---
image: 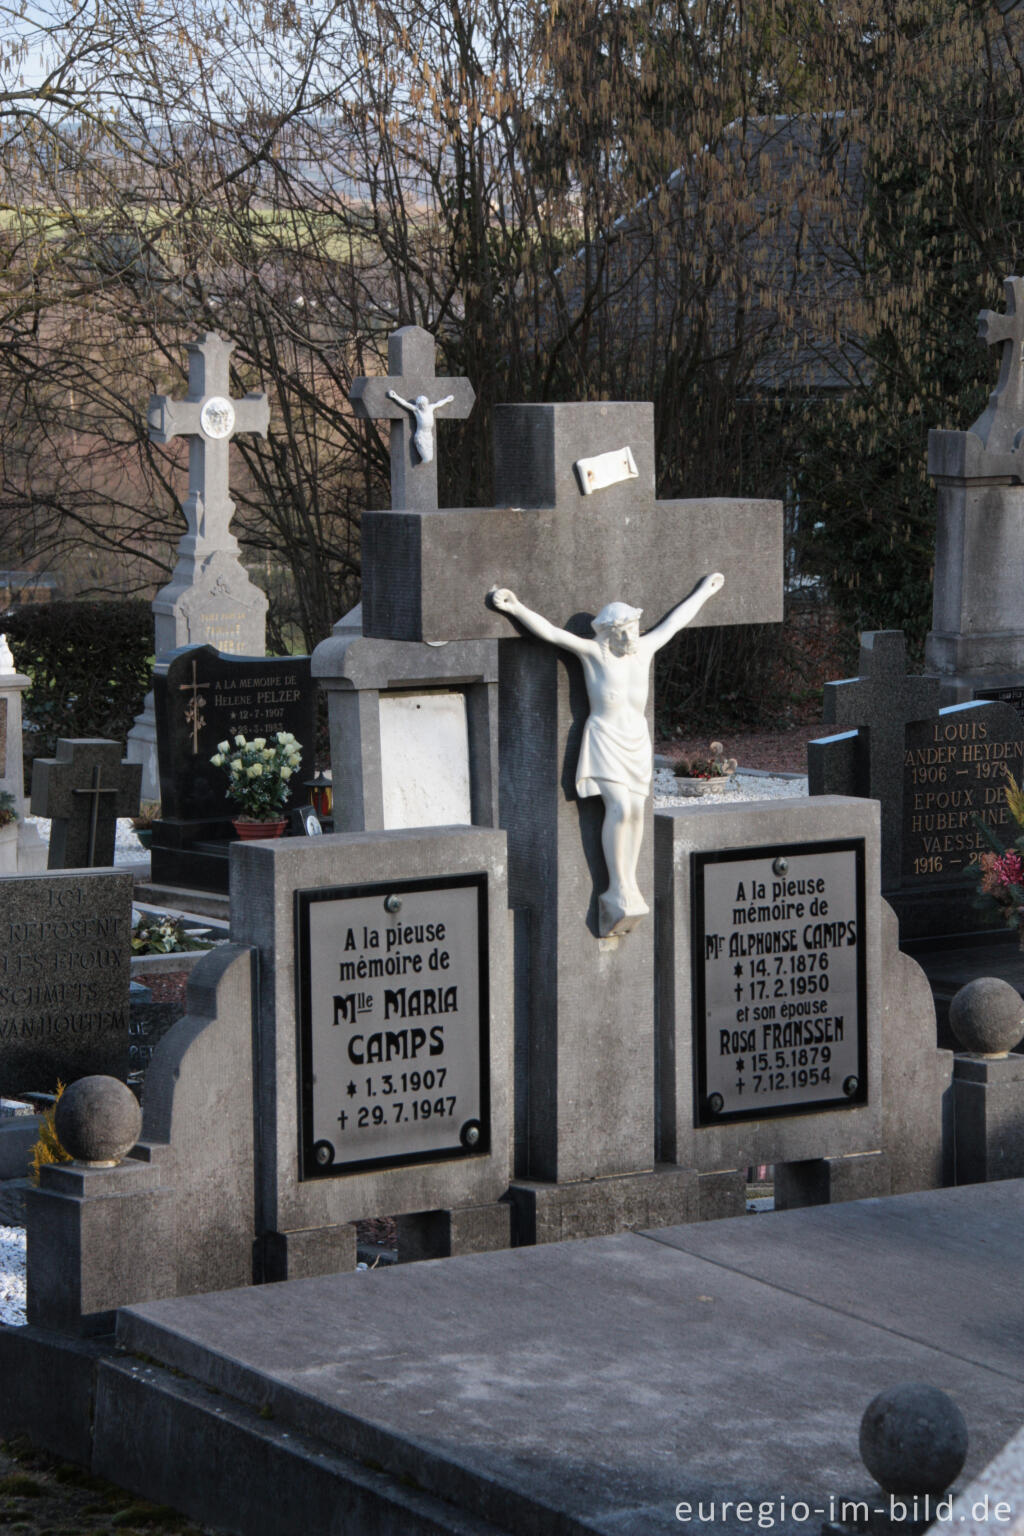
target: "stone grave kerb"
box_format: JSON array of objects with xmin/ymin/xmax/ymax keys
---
[
  {"xmin": 820, "ymin": 632, "xmax": 940, "ymax": 889},
  {"xmin": 359, "ymin": 397, "xmax": 783, "ymax": 1187},
  {"xmin": 350, "ymin": 326, "xmax": 475, "ymax": 513},
  {"xmin": 30, "ymin": 739, "xmax": 142, "ymax": 869}
]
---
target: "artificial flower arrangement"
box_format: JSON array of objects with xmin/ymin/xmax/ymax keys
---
[
  {"xmin": 210, "ymin": 731, "xmax": 303, "ymax": 822},
  {"xmin": 673, "ymin": 741, "xmax": 738, "ymax": 781},
  {"xmin": 0, "ymin": 789, "xmax": 19, "ymax": 827},
  {"xmin": 131, "ymin": 913, "xmax": 212, "ymax": 955},
  {"xmin": 973, "ymin": 769, "xmax": 1024, "ymax": 944}
]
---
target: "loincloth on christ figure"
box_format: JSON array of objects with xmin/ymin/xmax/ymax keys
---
[{"xmin": 575, "ymin": 714, "xmax": 652, "ymax": 799}]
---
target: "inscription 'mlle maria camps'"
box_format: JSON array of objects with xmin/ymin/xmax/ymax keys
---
[
  {"xmin": 299, "ymin": 880, "xmax": 486, "ymax": 1176},
  {"xmin": 902, "ymin": 715, "xmax": 1023, "ymax": 881}
]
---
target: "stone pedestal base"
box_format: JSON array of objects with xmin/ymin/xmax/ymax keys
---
[
  {"xmin": 394, "ymin": 1201, "xmax": 512, "ymax": 1262},
  {"xmin": 954, "ymin": 1053, "xmax": 1024, "ymax": 1184},
  {"xmin": 774, "ymin": 1150, "xmax": 890, "ymax": 1210},
  {"xmin": 260, "ymin": 1225, "xmax": 357, "ymax": 1283},
  {"xmin": 508, "ymin": 1165, "xmax": 745, "ymax": 1245}
]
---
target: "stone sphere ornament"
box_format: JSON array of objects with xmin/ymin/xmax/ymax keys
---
[
  {"xmin": 54, "ymin": 1076, "xmax": 143, "ymax": 1167},
  {"xmin": 859, "ymin": 1383, "xmax": 968, "ymax": 1495},
  {"xmin": 949, "ymin": 976, "xmax": 1024, "ymax": 1057}
]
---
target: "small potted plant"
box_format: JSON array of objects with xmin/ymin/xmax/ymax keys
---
[
  {"xmin": 974, "ymin": 769, "xmax": 1024, "ymax": 945},
  {"xmin": 130, "ymin": 800, "xmax": 161, "ymax": 850},
  {"xmin": 0, "ymin": 789, "xmax": 18, "ymax": 828},
  {"xmin": 211, "ymin": 731, "xmax": 303, "ymax": 838},
  {"xmin": 673, "ymin": 741, "xmax": 739, "ymax": 797}
]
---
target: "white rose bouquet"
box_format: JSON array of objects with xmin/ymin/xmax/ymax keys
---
[{"xmin": 210, "ymin": 731, "xmax": 303, "ymax": 821}]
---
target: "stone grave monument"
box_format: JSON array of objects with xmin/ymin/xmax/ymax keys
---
[
  {"xmin": 926, "ymin": 275, "xmax": 1024, "ymax": 716},
  {"xmin": 30, "ymin": 738, "xmax": 142, "ymax": 870},
  {"xmin": 0, "ymin": 868, "xmax": 134, "ymax": 1097},
  {"xmin": 148, "ymin": 644, "xmax": 317, "ymax": 894},
  {"xmin": 313, "ymin": 326, "xmax": 500, "ymax": 834},
  {"xmin": 808, "ymin": 631, "xmax": 1024, "ymax": 942},
  {"xmin": 126, "ymin": 333, "xmax": 271, "ymax": 798},
  {"xmin": 0, "ymin": 635, "xmax": 45, "ymax": 874}
]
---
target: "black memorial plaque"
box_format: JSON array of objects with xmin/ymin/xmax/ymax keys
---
[
  {"xmin": 693, "ymin": 840, "xmax": 867, "ymax": 1127},
  {"xmin": 901, "ymin": 703, "xmax": 1024, "ymax": 886},
  {"xmin": 296, "ymin": 874, "xmax": 489, "ymax": 1177},
  {"xmin": 154, "ymin": 645, "xmax": 316, "ymax": 823},
  {"xmin": 976, "ymin": 686, "xmax": 1024, "ymax": 729}
]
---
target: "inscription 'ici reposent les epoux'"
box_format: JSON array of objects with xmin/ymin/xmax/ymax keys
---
[{"xmin": 490, "ymin": 573, "xmax": 724, "ymax": 938}]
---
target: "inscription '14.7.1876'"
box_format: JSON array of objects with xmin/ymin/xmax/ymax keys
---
[
  {"xmin": 296, "ymin": 875, "xmax": 489, "ymax": 1177},
  {"xmin": 693, "ymin": 841, "xmax": 866, "ymax": 1127}
]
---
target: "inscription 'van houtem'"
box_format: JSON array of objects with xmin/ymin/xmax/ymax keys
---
[
  {"xmin": 901, "ymin": 714, "xmax": 1024, "ymax": 882},
  {"xmin": 0, "ymin": 870, "xmax": 133, "ymax": 1096}
]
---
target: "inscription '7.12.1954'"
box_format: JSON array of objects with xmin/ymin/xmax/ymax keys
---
[
  {"xmin": 296, "ymin": 875, "xmax": 489, "ymax": 1178},
  {"xmin": 693, "ymin": 841, "xmax": 867, "ymax": 1127}
]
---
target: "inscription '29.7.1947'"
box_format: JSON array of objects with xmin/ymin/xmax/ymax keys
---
[
  {"xmin": 693, "ymin": 841, "xmax": 866, "ymax": 1126},
  {"xmin": 296, "ymin": 875, "xmax": 488, "ymax": 1177}
]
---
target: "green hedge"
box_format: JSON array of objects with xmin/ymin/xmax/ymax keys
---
[{"xmin": 3, "ymin": 601, "xmax": 152, "ymax": 781}]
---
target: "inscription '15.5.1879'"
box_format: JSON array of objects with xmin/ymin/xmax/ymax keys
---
[
  {"xmin": 693, "ymin": 841, "xmax": 867, "ymax": 1127},
  {"xmin": 296, "ymin": 875, "xmax": 489, "ymax": 1178}
]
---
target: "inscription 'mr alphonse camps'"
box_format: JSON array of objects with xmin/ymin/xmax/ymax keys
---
[
  {"xmin": 902, "ymin": 706, "xmax": 1024, "ymax": 884},
  {"xmin": 296, "ymin": 875, "xmax": 489, "ymax": 1177},
  {"xmin": 693, "ymin": 841, "xmax": 866, "ymax": 1126}
]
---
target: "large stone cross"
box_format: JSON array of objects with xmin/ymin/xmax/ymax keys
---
[
  {"xmin": 818, "ymin": 631, "xmax": 939, "ymax": 887},
  {"xmin": 972, "ymin": 276, "xmax": 1024, "ymax": 455},
  {"xmin": 358, "ymin": 398, "xmax": 783, "ymax": 1188},
  {"xmin": 31, "ymin": 739, "xmax": 142, "ymax": 869},
  {"xmin": 148, "ymin": 333, "xmax": 270, "ymax": 555},
  {"xmin": 350, "ymin": 326, "xmax": 475, "ymax": 511}
]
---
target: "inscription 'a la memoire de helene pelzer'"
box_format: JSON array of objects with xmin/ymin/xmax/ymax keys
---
[
  {"xmin": 902, "ymin": 715, "xmax": 1023, "ymax": 881},
  {"xmin": 0, "ymin": 885, "xmax": 127, "ymax": 1041}
]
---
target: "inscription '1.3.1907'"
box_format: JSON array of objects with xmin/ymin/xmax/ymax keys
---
[
  {"xmin": 296, "ymin": 875, "xmax": 489, "ymax": 1177},
  {"xmin": 902, "ymin": 710, "xmax": 1024, "ymax": 883},
  {"xmin": 693, "ymin": 841, "xmax": 867, "ymax": 1126}
]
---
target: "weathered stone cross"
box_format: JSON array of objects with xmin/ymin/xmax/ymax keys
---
[
  {"xmin": 31, "ymin": 739, "xmax": 142, "ymax": 869},
  {"xmin": 148, "ymin": 333, "xmax": 270, "ymax": 554},
  {"xmin": 357, "ymin": 395, "xmax": 783, "ymax": 1188},
  {"xmin": 818, "ymin": 631, "xmax": 939, "ymax": 887},
  {"xmin": 973, "ymin": 276, "xmax": 1024, "ymax": 454},
  {"xmin": 350, "ymin": 326, "xmax": 475, "ymax": 511}
]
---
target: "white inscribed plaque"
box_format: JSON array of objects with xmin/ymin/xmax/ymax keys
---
[{"xmin": 379, "ymin": 690, "xmax": 472, "ymax": 829}]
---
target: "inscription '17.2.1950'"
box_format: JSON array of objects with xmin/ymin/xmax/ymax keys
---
[
  {"xmin": 296, "ymin": 875, "xmax": 488, "ymax": 1177},
  {"xmin": 693, "ymin": 841, "xmax": 866, "ymax": 1126},
  {"xmin": 902, "ymin": 709, "xmax": 1024, "ymax": 883}
]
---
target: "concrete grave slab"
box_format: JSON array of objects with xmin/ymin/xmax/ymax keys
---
[{"xmin": 110, "ymin": 1181, "xmax": 1024, "ymax": 1536}]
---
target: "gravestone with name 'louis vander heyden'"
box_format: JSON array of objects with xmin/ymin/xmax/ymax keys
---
[
  {"xmin": 361, "ymin": 397, "xmax": 783, "ymax": 1234},
  {"xmin": 126, "ymin": 333, "xmax": 271, "ymax": 799},
  {"xmin": 809, "ymin": 630, "xmax": 1024, "ymax": 1037},
  {"xmin": 149, "ymin": 644, "xmax": 317, "ymax": 895}
]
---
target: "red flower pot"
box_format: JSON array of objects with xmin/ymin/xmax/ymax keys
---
[{"xmin": 232, "ymin": 818, "xmax": 288, "ymax": 840}]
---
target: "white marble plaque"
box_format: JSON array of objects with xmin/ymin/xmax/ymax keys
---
[
  {"xmin": 297, "ymin": 877, "xmax": 487, "ymax": 1175},
  {"xmin": 694, "ymin": 840, "xmax": 866, "ymax": 1124},
  {"xmin": 379, "ymin": 690, "xmax": 472, "ymax": 829}
]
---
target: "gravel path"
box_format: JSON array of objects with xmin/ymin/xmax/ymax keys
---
[{"xmin": 0, "ymin": 1227, "xmax": 25, "ymax": 1327}]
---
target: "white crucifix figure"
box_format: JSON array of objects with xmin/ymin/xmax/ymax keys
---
[
  {"xmin": 385, "ymin": 389, "xmax": 455, "ymax": 464},
  {"xmin": 490, "ymin": 572, "xmax": 724, "ymax": 937}
]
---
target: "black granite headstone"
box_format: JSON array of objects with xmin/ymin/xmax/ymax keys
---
[
  {"xmin": 0, "ymin": 869, "xmax": 133, "ymax": 1096},
  {"xmin": 151, "ymin": 645, "xmax": 317, "ymax": 892},
  {"xmin": 976, "ymin": 685, "xmax": 1024, "ymax": 729},
  {"xmin": 30, "ymin": 739, "xmax": 142, "ymax": 869}
]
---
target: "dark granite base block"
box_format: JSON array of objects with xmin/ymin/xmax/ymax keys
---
[{"xmin": 508, "ymin": 1165, "xmax": 713, "ymax": 1245}]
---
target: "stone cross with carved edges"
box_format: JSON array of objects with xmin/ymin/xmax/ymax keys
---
[
  {"xmin": 148, "ymin": 333, "xmax": 270, "ymax": 554},
  {"xmin": 817, "ymin": 631, "xmax": 940, "ymax": 887},
  {"xmin": 972, "ymin": 277, "xmax": 1024, "ymax": 455},
  {"xmin": 358, "ymin": 396, "xmax": 783, "ymax": 1189},
  {"xmin": 350, "ymin": 326, "xmax": 475, "ymax": 511},
  {"xmin": 31, "ymin": 739, "xmax": 142, "ymax": 869}
]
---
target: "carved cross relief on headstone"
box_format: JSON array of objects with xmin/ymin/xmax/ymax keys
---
[
  {"xmin": 31, "ymin": 739, "xmax": 142, "ymax": 869},
  {"xmin": 351, "ymin": 326, "xmax": 475, "ymax": 511}
]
